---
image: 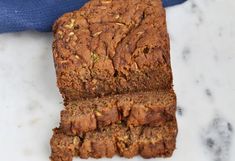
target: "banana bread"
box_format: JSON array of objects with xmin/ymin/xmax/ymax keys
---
[
  {"xmin": 50, "ymin": 0, "xmax": 178, "ymax": 160},
  {"xmin": 60, "ymin": 90, "xmax": 176, "ymax": 135},
  {"xmin": 52, "ymin": 0, "xmax": 172, "ymax": 102},
  {"xmin": 50, "ymin": 120, "xmax": 177, "ymax": 161}
]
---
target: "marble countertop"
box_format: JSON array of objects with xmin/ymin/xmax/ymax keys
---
[{"xmin": 0, "ymin": 0, "xmax": 235, "ymax": 161}]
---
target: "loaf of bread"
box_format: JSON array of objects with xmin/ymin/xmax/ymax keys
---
[
  {"xmin": 50, "ymin": 0, "xmax": 178, "ymax": 160},
  {"xmin": 60, "ymin": 90, "xmax": 176, "ymax": 135},
  {"xmin": 53, "ymin": 0, "xmax": 172, "ymax": 102},
  {"xmin": 50, "ymin": 120, "xmax": 177, "ymax": 161}
]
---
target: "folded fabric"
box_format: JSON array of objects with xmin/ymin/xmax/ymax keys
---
[{"xmin": 0, "ymin": 0, "xmax": 187, "ymax": 33}]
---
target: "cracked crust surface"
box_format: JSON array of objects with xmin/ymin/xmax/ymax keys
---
[
  {"xmin": 53, "ymin": 0, "xmax": 172, "ymax": 102},
  {"xmin": 50, "ymin": 119, "xmax": 177, "ymax": 161},
  {"xmin": 60, "ymin": 90, "xmax": 176, "ymax": 135}
]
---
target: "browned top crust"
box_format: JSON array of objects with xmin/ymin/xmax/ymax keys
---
[{"xmin": 53, "ymin": 0, "xmax": 172, "ymax": 101}]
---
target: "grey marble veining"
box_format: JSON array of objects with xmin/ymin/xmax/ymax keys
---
[
  {"xmin": 0, "ymin": 0, "xmax": 235, "ymax": 161},
  {"xmin": 202, "ymin": 117, "xmax": 233, "ymax": 161}
]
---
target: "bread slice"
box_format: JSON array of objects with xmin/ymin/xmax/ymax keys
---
[
  {"xmin": 50, "ymin": 120, "xmax": 177, "ymax": 161},
  {"xmin": 52, "ymin": 0, "xmax": 172, "ymax": 102},
  {"xmin": 60, "ymin": 90, "xmax": 176, "ymax": 135}
]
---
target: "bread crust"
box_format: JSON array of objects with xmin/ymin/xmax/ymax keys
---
[{"xmin": 52, "ymin": 0, "xmax": 172, "ymax": 102}]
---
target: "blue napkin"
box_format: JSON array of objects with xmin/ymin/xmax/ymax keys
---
[{"xmin": 0, "ymin": 0, "xmax": 187, "ymax": 33}]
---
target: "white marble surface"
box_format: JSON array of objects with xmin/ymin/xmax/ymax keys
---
[{"xmin": 0, "ymin": 0, "xmax": 235, "ymax": 161}]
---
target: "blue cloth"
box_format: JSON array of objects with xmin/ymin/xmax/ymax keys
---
[{"xmin": 0, "ymin": 0, "xmax": 187, "ymax": 33}]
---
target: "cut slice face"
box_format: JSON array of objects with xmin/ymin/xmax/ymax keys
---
[
  {"xmin": 50, "ymin": 119, "xmax": 177, "ymax": 161},
  {"xmin": 60, "ymin": 90, "xmax": 176, "ymax": 135}
]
